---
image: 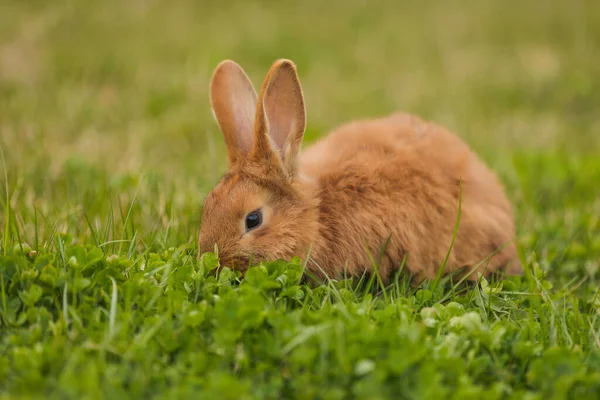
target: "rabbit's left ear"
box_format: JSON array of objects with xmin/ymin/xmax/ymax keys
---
[
  {"xmin": 209, "ymin": 60, "xmax": 258, "ymax": 167},
  {"xmin": 253, "ymin": 59, "xmax": 306, "ymax": 176}
]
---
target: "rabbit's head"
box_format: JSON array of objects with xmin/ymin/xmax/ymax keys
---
[{"xmin": 198, "ymin": 59, "xmax": 319, "ymax": 271}]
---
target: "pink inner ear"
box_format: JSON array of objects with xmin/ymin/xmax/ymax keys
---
[
  {"xmin": 230, "ymin": 84, "xmax": 256, "ymax": 153},
  {"xmin": 263, "ymin": 67, "xmax": 304, "ymax": 158},
  {"xmin": 264, "ymin": 85, "xmax": 292, "ymax": 153}
]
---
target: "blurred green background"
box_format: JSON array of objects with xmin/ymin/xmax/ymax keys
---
[{"xmin": 1, "ymin": 0, "xmax": 599, "ymax": 259}]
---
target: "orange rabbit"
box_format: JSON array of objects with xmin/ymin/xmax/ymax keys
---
[{"xmin": 198, "ymin": 59, "xmax": 522, "ymax": 281}]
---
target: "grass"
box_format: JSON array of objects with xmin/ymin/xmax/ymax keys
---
[{"xmin": 1, "ymin": 0, "xmax": 600, "ymax": 398}]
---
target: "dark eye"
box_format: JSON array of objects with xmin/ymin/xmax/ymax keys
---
[{"xmin": 245, "ymin": 210, "xmax": 262, "ymax": 232}]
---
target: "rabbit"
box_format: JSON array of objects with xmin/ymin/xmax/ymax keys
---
[{"xmin": 198, "ymin": 58, "xmax": 523, "ymax": 282}]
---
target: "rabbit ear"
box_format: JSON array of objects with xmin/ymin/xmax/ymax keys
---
[
  {"xmin": 254, "ymin": 59, "xmax": 306, "ymax": 175},
  {"xmin": 209, "ymin": 60, "xmax": 258, "ymax": 166}
]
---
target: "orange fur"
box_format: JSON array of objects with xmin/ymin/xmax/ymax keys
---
[{"xmin": 199, "ymin": 59, "xmax": 522, "ymax": 281}]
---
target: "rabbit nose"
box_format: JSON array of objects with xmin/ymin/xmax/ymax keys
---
[{"xmin": 198, "ymin": 238, "xmax": 216, "ymax": 255}]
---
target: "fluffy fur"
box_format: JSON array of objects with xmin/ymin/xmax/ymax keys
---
[{"xmin": 198, "ymin": 59, "xmax": 522, "ymax": 281}]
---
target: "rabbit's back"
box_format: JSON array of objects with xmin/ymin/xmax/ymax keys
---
[{"xmin": 299, "ymin": 113, "xmax": 521, "ymax": 280}]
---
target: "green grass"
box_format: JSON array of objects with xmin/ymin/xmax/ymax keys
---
[{"xmin": 1, "ymin": 0, "xmax": 600, "ymax": 398}]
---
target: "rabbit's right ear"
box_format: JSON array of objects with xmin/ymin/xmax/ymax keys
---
[
  {"xmin": 253, "ymin": 59, "xmax": 306, "ymax": 177},
  {"xmin": 209, "ymin": 60, "xmax": 258, "ymax": 166}
]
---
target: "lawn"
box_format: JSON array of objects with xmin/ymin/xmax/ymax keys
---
[{"xmin": 1, "ymin": 0, "xmax": 600, "ymax": 398}]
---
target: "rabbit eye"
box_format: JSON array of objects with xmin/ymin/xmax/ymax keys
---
[{"xmin": 245, "ymin": 210, "xmax": 262, "ymax": 232}]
